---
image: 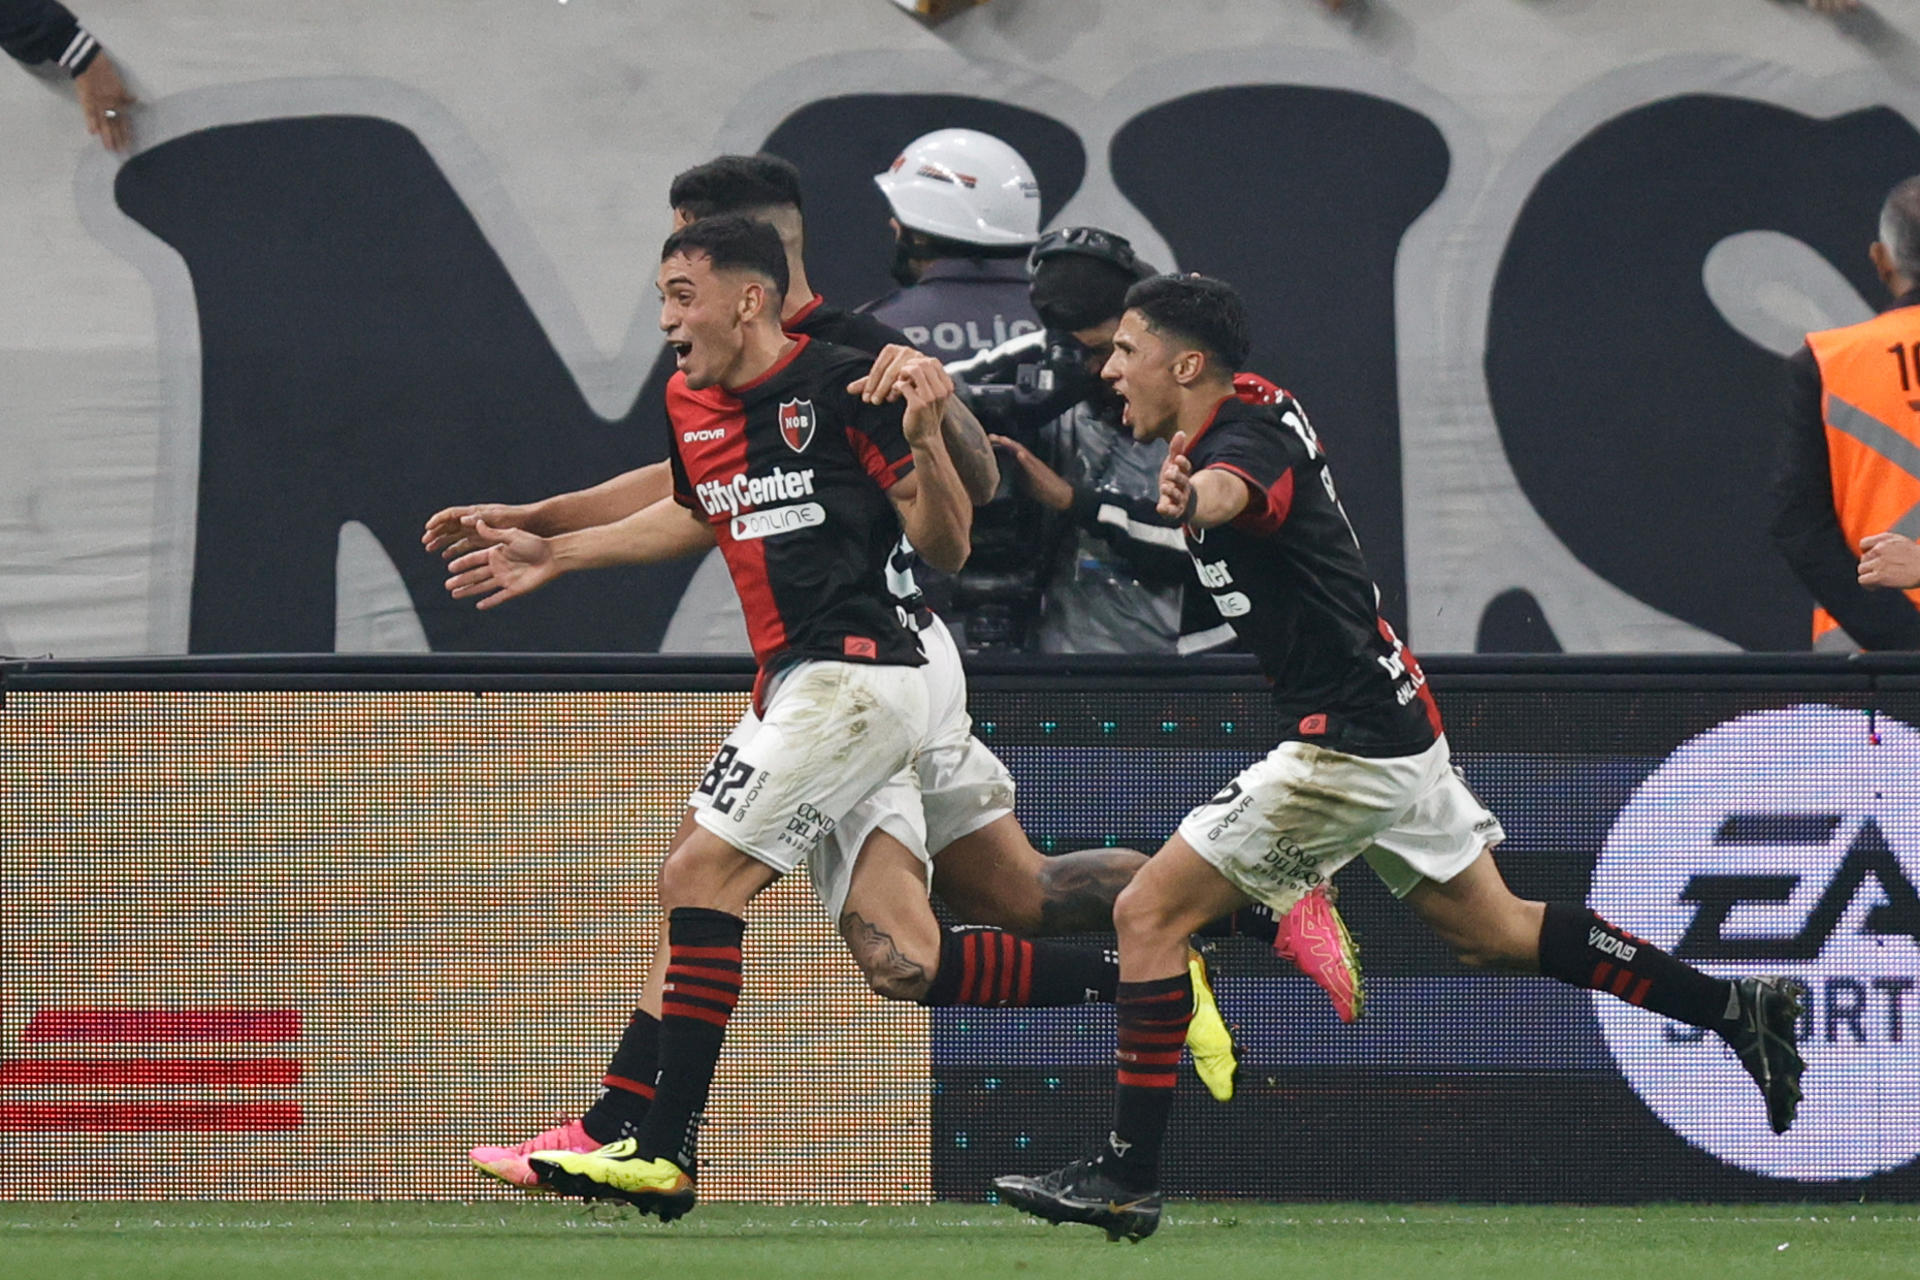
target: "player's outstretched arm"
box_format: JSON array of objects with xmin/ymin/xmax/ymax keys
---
[
  {"xmin": 885, "ymin": 356, "xmax": 973, "ymax": 573},
  {"xmin": 422, "ymin": 463, "xmax": 675, "ymax": 560},
  {"xmin": 529, "ymin": 463, "xmax": 676, "ymax": 536},
  {"xmin": 1860, "ymin": 532, "xmax": 1920, "ymax": 590},
  {"xmin": 445, "ymin": 497, "xmax": 715, "ymax": 609},
  {"xmin": 1156, "ymin": 431, "xmax": 1250, "ymax": 529}
]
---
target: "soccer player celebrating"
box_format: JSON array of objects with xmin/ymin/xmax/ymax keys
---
[
  {"xmin": 993, "ymin": 274, "xmax": 1810, "ymax": 1242},
  {"xmin": 439, "ymin": 159, "xmax": 1363, "ymax": 1198},
  {"xmin": 446, "ymin": 214, "xmax": 980, "ymax": 1217}
]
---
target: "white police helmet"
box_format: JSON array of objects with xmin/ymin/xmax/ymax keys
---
[{"xmin": 873, "ymin": 128, "xmax": 1042, "ymax": 247}]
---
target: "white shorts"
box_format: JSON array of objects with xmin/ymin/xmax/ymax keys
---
[
  {"xmin": 1176, "ymin": 734, "xmax": 1503, "ymax": 914},
  {"xmin": 814, "ymin": 616, "xmax": 1017, "ymax": 919},
  {"xmin": 687, "ymin": 659, "xmax": 932, "ymax": 906}
]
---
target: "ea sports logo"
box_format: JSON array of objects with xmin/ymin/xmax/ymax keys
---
[{"xmin": 1591, "ymin": 705, "xmax": 1920, "ymax": 1180}]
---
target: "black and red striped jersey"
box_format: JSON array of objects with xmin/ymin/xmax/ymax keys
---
[
  {"xmin": 1182, "ymin": 392, "xmax": 1442, "ymax": 758},
  {"xmin": 667, "ymin": 335, "xmax": 925, "ymax": 674},
  {"xmin": 785, "ymin": 294, "xmax": 913, "ymax": 356}
]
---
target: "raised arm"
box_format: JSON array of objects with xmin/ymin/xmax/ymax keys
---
[
  {"xmin": 939, "ymin": 396, "xmax": 1001, "ymax": 505},
  {"xmin": 444, "ymin": 495, "xmax": 714, "ymax": 610},
  {"xmin": 859, "ymin": 344, "xmax": 998, "ymax": 505},
  {"xmin": 887, "ymin": 357, "xmax": 973, "ymax": 573}
]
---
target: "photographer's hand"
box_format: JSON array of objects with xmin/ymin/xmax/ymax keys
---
[{"xmin": 988, "ymin": 434, "xmax": 1073, "ymax": 512}]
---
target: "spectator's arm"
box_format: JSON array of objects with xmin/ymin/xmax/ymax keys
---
[
  {"xmin": 1769, "ymin": 345, "xmax": 1920, "ymax": 649},
  {"xmin": 0, "ymin": 0, "xmax": 98, "ymax": 72}
]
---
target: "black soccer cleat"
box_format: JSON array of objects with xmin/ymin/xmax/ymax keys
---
[
  {"xmin": 528, "ymin": 1140, "xmax": 698, "ymax": 1221},
  {"xmin": 1720, "ymin": 976, "xmax": 1808, "ymax": 1135},
  {"xmin": 993, "ymin": 1157, "xmax": 1162, "ymax": 1242}
]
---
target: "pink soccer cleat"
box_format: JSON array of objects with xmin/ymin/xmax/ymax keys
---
[
  {"xmin": 469, "ymin": 1117, "xmax": 598, "ymax": 1191},
  {"xmin": 1274, "ymin": 884, "xmax": 1365, "ymax": 1023}
]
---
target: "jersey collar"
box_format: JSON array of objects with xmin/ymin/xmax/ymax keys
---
[
  {"xmin": 783, "ymin": 294, "xmax": 827, "ymax": 331},
  {"xmin": 726, "ymin": 333, "xmax": 812, "ymax": 398},
  {"xmin": 1182, "ymin": 392, "xmax": 1241, "ymax": 452}
]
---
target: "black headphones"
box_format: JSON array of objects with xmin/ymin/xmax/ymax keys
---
[{"xmin": 1027, "ymin": 225, "xmax": 1155, "ymax": 280}]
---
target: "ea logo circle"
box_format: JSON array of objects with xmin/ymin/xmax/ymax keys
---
[{"xmin": 1591, "ymin": 705, "xmax": 1920, "ymax": 1180}]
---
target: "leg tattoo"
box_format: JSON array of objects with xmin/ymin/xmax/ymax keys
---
[
  {"xmin": 838, "ymin": 910, "xmax": 932, "ymax": 1001},
  {"xmin": 1036, "ymin": 850, "xmax": 1145, "ymax": 934}
]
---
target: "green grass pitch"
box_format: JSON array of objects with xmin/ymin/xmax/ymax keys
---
[{"xmin": 1, "ymin": 1202, "xmax": 1911, "ymax": 1280}]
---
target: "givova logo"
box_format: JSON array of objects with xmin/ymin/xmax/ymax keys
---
[{"xmin": 1592, "ymin": 705, "xmax": 1920, "ymax": 1180}]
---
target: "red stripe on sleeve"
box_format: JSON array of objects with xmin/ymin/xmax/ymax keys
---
[
  {"xmin": 846, "ymin": 427, "xmax": 911, "ymax": 489},
  {"xmin": 1206, "ymin": 463, "xmax": 1292, "ymax": 536}
]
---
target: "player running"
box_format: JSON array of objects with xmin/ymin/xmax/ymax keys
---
[
  {"xmin": 993, "ymin": 273, "xmax": 1809, "ymax": 1242},
  {"xmin": 437, "ymin": 160, "xmax": 1363, "ymax": 1197}
]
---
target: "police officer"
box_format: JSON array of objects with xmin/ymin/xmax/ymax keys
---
[
  {"xmin": 861, "ymin": 128, "xmax": 1043, "ymax": 359},
  {"xmin": 951, "ymin": 227, "xmax": 1193, "ymax": 654},
  {"xmin": 1772, "ymin": 174, "xmax": 1920, "ymax": 651}
]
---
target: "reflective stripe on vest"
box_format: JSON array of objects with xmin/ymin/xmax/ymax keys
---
[{"xmin": 1804, "ymin": 306, "xmax": 1920, "ymax": 644}]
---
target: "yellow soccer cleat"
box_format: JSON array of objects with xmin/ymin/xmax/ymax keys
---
[
  {"xmin": 1186, "ymin": 947, "xmax": 1239, "ymax": 1102},
  {"xmin": 528, "ymin": 1138, "xmax": 697, "ymax": 1221}
]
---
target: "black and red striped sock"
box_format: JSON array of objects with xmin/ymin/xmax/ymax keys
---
[
  {"xmin": 1101, "ymin": 972, "xmax": 1192, "ymax": 1192},
  {"xmin": 636, "ymin": 907, "xmax": 744, "ymax": 1172},
  {"xmin": 917, "ymin": 928, "xmax": 1118, "ymax": 1007},
  {"xmin": 1537, "ymin": 903, "xmax": 1735, "ymax": 1029},
  {"xmin": 581, "ymin": 1009, "xmax": 659, "ymax": 1143}
]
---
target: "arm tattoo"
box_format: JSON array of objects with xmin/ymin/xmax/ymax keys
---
[
  {"xmin": 838, "ymin": 910, "xmax": 931, "ymax": 999},
  {"xmin": 940, "ymin": 399, "xmax": 1001, "ymax": 505}
]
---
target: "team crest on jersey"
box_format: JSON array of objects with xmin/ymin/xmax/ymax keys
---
[{"xmin": 778, "ymin": 399, "xmax": 817, "ymax": 453}]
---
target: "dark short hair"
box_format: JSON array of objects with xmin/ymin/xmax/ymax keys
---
[
  {"xmin": 1881, "ymin": 174, "xmax": 1920, "ymax": 279},
  {"xmin": 1123, "ymin": 273, "xmax": 1251, "ymax": 373},
  {"xmin": 669, "ymin": 154, "xmax": 805, "ymax": 219},
  {"xmin": 1031, "ymin": 254, "xmax": 1140, "ymax": 332},
  {"xmin": 660, "ymin": 214, "xmax": 789, "ymax": 302}
]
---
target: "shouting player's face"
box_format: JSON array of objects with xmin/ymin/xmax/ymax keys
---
[
  {"xmin": 1103, "ymin": 309, "xmax": 1180, "ymax": 441},
  {"xmin": 658, "ymin": 250, "xmax": 758, "ymax": 391}
]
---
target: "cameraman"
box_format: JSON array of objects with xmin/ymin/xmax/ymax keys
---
[{"xmin": 949, "ymin": 227, "xmax": 1189, "ymax": 654}]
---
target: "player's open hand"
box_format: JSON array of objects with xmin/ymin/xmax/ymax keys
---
[
  {"xmin": 847, "ymin": 344, "xmax": 922, "ymax": 404},
  {"xmin": 989, "ymin": 434, "xmax": 1072, "ymax": 511},
  {"xmin": 1860, "ymin": 531, "xmax": 1920, "ymax": 590},
  {"xmin": 1157, "ymin": 431, "xmax": 1195, "ymax": 521},
  {"xmin": 445, "ymin": 518, "xmax": 560, "ymax": 609},
  {"xmin": 422, "ymin": 502, "xmax": 533, "ymax": 559}
]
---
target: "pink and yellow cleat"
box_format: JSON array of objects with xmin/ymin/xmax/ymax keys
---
[
  {"xmin": 1275, "ymin": 885, "xmax": 1365, "ymax": 1022},
  {"xmin": 469, "ymin": 1117, "xmax": 598, "ymax": 1191}
]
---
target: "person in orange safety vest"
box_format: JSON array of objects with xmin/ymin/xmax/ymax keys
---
[{"xmin": 1771, "ymin": 175, "xmax": 1920, "ymax": 650}]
